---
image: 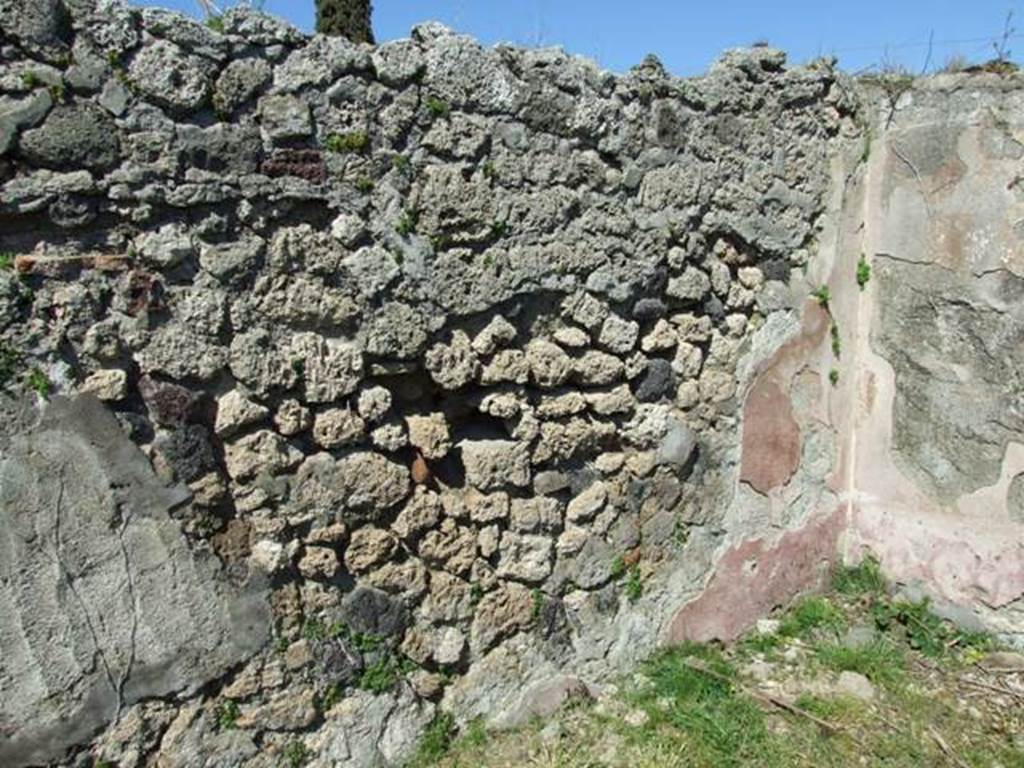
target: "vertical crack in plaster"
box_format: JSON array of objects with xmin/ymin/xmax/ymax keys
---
[
  {"xmin": 50, "ymin": 469, "xmax": 122, "ymax": 716},
  {"xmin": 113, "ymin": 497, "xmax": 139, "ymax": 725}
]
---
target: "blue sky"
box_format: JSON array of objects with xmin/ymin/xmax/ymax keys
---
[{"xmin": 134, "ymin": 0, "xmax": 1024, "ymax": 76}]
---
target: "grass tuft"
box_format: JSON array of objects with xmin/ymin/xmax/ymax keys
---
[
  {"xmin": 814, "ymin": 637, "xmax": 906, "ymax": 686},
  {"xmin": 856, "ymin": 254, "xmax": 871, "ymax": 289},
  {"xmin": 325, "ymin": 131, "xmax": 369, "ymax": 154},
  {"xmin": 832, "ymin": 556, "xmax": 886, "ymax": 597},
  {"xmin": 778, "ymin": 596, "xmax": 846, "ymax": 640}
]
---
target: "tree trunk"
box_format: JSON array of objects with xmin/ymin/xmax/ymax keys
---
[{"xmin": 315, "ymin": 0, "xmax": 374, "ymax": 44}]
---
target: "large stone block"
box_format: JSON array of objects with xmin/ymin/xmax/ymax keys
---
[{"xmin": 0, "ymin": 396, "xmax": 269, "ymax": 768}]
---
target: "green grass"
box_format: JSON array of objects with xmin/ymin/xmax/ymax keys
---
[
  {"xmin": 814, "ymin": 637, "xmax": 906, "ymax": 686},
  {"xmin": 317, "ymin": 682, "xmax": 344, "ymax": 714},
  {"xmin": 829, "ymin": 367, "xmax": 840, "ymax": 387},
  {"xmin": 407, "ymin": 713, "xmax": 456, "ymax": 767},
  {"xmin": 27, "ymin": 367, "xmax": 51, "ymax": 398},
  {"xmin": 395, "ymin": 208, "xmax": 419, "ymax": 236},
  {"xmin": 812, "ymin": 284, "xmax": 831, "ymax": 308},
  {"xmin": 631, "ymin": 643, "xmax": 795, "ymax": 767},
  {"xmin": 625, "ymin": 566, "xmax": 643, "ymax": 602},
  {"xmin": 392, "ymin": 153, "xmax": 411, "ymax": 174},
  {"xmin": 358, "ymin": 653, "xmax": 407, "ymax": 693},
  {"xmin": 856, "ymin": 254, "xmax": 871, "ymax": 289},
  {"xmin": 872, "ymin": 596, "xmax": 993, "ymax": 658},
  {"xmin": 325, "ymin": 131, "xmax": 369, "ymax": 154},
  {"xmin": 830, "ymin": 322, "xmax": 842, "ymax": 358},
  {"xmin": 214, "ymin": 700, "xmax": 240, "ymax": 730},
  {"xmin": 413, "ymin": 553, "xmax": 1023, "ymax": 768},
  {"xmin": 489, "ymin": 219, "xmax": 508, "ymax": 239},
  {"xmin": 832, "ymin": 556, "xmax": 886, "ymax": 597},
  {"xmin": 425, "ymin": 96, "xmax": 450, "ymax": 118},
  {"xmin": 284, "ymin": 740, "xmax": 311, "ymax": 768},
  {"xmin": 0, "ymin": 252, "xmax": 14, "ymax": 270},
  {"xmin": 0, "ymin": 342, "xmax": 20, "ymax": 391},
  {"xmin": 778, "ymin": 596, "xmax": 846, "ymax": 639},
  {"xmin": 531, "ymin": 588, "xmax": 544, "ymax": 619}
]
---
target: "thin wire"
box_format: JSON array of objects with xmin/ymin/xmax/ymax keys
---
[{"xmin": 829, "ymin": 32, "xmax": 1024, "ymax": 55}]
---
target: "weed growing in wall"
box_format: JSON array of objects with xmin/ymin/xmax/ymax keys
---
[
  {"xmin": 392, "ymin": 153, "xmax": 410, "ymax": 174},
  {"xmin": 27, "ymin": 367, "xmax": 51, "ymax": 399},
  {"xmin": 425, "ymin": 95, "xmax": 450, "ymax": 119},
  {"xmin": 325, "ymin": 130, "xmax": 369, "ymax": 154},
  {"xmin": 214, "ymin": 700, "xmax": 240, "ymax": 730},
  {"xmin": 395, "ymin": 208, "xmax": 419, "ymax": 236},
  {"xmin": 856, "ymin": 254, "xmax": 871, "ymax": 289},
  {"xmin": 812, "ymin": 284, "xmax": 830, "ymax": 308},
  {"xmin": 284, "ymin": 741, "xmax": 311, "ymax": 768}
]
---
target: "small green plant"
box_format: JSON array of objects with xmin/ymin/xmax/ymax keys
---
[
  {"xmin": 49, "ymin": 82, "xmax": 66, "ymax": 102},
  {"xmin": 814, "ymin": 637, "xmax": 905, "ymax": 686},
  {"xmin": 531, "ymin": 588, "xmax": 545, "ymax": 618},
  {"xmin": 831, "ymin": 322, "xmax": 842, "ymax": 358},
  {"xmin": 461, "ymin": 717, "xmax": 489, "ymax": 749},
  {"xmin": 812, "ymin": 284, "xmax": 831, "ymax": 308},
  {"xmin": 430, "ymin": 233, "xmax": 449, "ymax": 251},
  {"xmin": 832, "ymin": 556, "xmax": 886, "ymax": 597},
  {"xmin": 482, "ymin": 160, "xmax": 496, "ymax": 179},
  {"xmin": 317, "ymin": 682, "xmax": 344, "ymax": 713},
  {"xmin": 354, "ymin": 175, "xmax": 374, "ymax": 193},
  {"xmin": 738, "ymin": 630, "xmax": 782, "ymax": 656},
  {"xmin": 490, "ymin": 219, "xmax": 508, "ymax": 239},
  {"xmin": 395, "ymin": 208, "xmax": 419, "ymax": 237},
  {"xmin": 636, "ymin": 643, "xmax": 776, "ymax": 763},
  {"xmin": 324, "ymin": 130, "xmax": 369, "ymax": 154},
  {"xmin": 27, "ymin": 367, "xmax": 51, "ymax": 399},
  {"xmin": 392, "ymin": 153, "xmax": 410, "ymax": 174},
  {"xmin": 302, "ymin": 618, "xmax": 327, "ymax": 642},
  {"xmin": 610, "ymin": 554, "xmax": 626, "ymax": 580},
  {"xmin": 283, "ymin": 740, "xmax": 311, "ymax": 768},
  {"xmin": 349, "ymin": 630, "xmax": 381, "ymax": 652},
  {"xmin": 274, "ymin": 635, "xmax": 290, "ymax": 654},
  {"xmin": 206, "ymin": 14, "xmax": 225, "ymax": 33},
  {"xmin": 425, "ymin": 95, "xmax": 450, "ymax": 118},
  {"xmin": 858, "ymin": 129, "xmax": 873, "ymax": 166},
  {"xmin": 778, "ymin": 596, "xmax": 845, "ymax": 639},
  {"xmin": 872, "ymin": 596, "xmax": 993, "ymax": 658},
  {"xmin": 21, "ymin": 71, "xmax": 41, "ymax": 89},
  {"xmin": 625, "ymin": 566, "xmax": 643, "ymax": 602},
  {"xmin": 0, "ymin": 342, "xmax": 20, "ymax": 391},
  {"xmin": 358, "ymin": 655, "xmax": 401, "ymax": 693},
  {"xmin": 409, "ymin": 712, "xmax": 456, "ymax": 766},
  {"xmin": 0, "ymin": 252, "xmax": 14, "ymax": 270},
  {"xmin": 856, "ymin": 254, "xmax": 871, "ymax": 289},
  {"xmin": 829, "ymin": 367, "xmax": 840, "ymax": 387},
  {"xmin": 215, "ymin": 700, "xmax": 240, "ymax": 730},
  {"xmin": 106, "ymin": 50, "xmax": 120, "ymax": 68},
  {"xmin": 469, "ymin": 582, "xmax": 484, "ymax": 604},
  {"xmin": 482, "ymin": 252, "xmax": 494, "ymax": 269}
]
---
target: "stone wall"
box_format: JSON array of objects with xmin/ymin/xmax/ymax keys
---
[{"xmin": 1, "ymin": 2, "xmax": 1021, "ymax": 766}]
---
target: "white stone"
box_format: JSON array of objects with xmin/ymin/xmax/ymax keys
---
[
  {"xmin": 215, "ymin": 389, "xmax": 269, "ymax": 436},
  {"xmin": 80, "ymin": 369, "xmax": 127, "ymax": 401}
]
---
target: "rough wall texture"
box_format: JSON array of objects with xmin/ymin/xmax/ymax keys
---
[
  {"xmin": 0, "ymin": 2, "xmax": 1021, "ymax": 766},
  {"xmin": 841, "ymin": 79, "xmax": 1024, "ymax": 637}
]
